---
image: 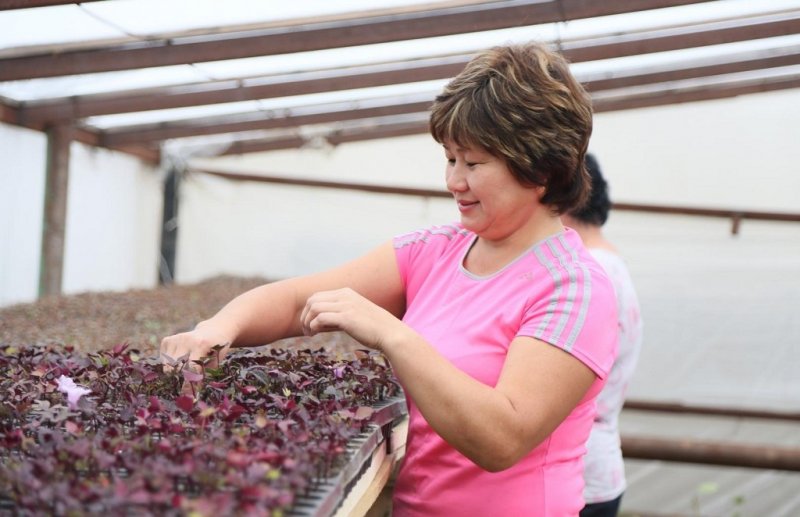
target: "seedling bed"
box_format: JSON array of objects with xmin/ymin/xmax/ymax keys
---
[{"xmin": 0, "ymin": 343, "xmax": 405, "ymax": 516}]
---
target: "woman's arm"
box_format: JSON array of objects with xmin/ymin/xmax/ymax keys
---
[
  {"xmin": 386, "ymin": 333, "xmax": 596, "ymax": 471},
  {"xmin": 160, "ymin": 240, "xmax": 405, "ymax": 366},
  {"xmin": 302, "ymin": 291, "xmax": 596, "ymax": 472}
]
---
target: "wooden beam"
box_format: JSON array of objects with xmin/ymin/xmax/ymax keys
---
[
  {"xmin": 39, "ymin": 124, "xmax": 72, "ymax": 297},
  {"xmin": 1, "ymin": 99, "xmax": 160, "ymax": 163},
  {"xmin": 19, "ymin": 11, "xmax": 799, "ymax": 123},
  {"xmin": 101, "ymin": 100, "xmax": 433, "ymax": 146},
  {"xmin": 0, "ymin": 0, "xmax": 715, "ymax": 80},
  {"xmin": 562, "ymin": 11, "xmax": 800, "ymax": 63},
  {"xmin": 0, "ymin": 0, "xmax": 102, "ymax": 9},
  {"xmin": 114, "ymin": 66, "xmax": 800, "ymax": 155},
  {"xmin": 592, "ymin": 73, "xmax": 800, "ymax": 113},
  {"xmin": 0, "ymin": 101, "xmax": 21, "ymax": 124},
  {"xmin": 201, "ymin": 71, "xmax": 800, "ymax": 153},
  {"xmin": 216, "ymin": 119, "xmax": 430, "ymax": 156},
  {"xmin": 97, "ymin": 46, "xmax": 800, "ymax": 145},
  {"xmin": 18, "ymin": 57, "xmax": 466, "ymax": 123},
  {"xmin": 582, "ymin": 44, "xmax": 800, "ymax": 92}
]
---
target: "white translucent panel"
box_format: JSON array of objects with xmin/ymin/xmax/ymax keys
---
[
  {"xmin": 572, "ymin": 34, "xmax": 800, "ymax": 78},
  {"xmin": 194, "ymin": 0, "xmax": 800, "ymax": 80},
  {"xmin": 554, "ymin": 0, "xmax": 800, "ymax": 41},
  {"xmin": 83, "ymin": 100, "xmax": 262, "ymax": 129},
  {"xmin": 83, "ymin": 0, "xmax": 447, "ymax": 37},
  {"xmin": 192, "ymin": 25, "xmax": 557, "ymax": 80},
  {"xmin": 2, "ymin": 0, "xmax": 798, "ymax": 57},
  {"xmin": 0, "ymin": 65, "xmax": 207, "ymax": 101},
  {"xmin": 84, "ymin": 79, "xmax": 446, "ymax": 129},
  {"xmin": 591, "ymin": 64, "xmax": 800, "ymax": 100},
  {"xmin": 2, "ymin": 0, "xmax": 798, "ymax": 105},
  {"xmin": 0, "ymin": 5, "xmax": 123, "ymax": 50}
]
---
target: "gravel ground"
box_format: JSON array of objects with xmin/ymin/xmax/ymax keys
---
[{"xmin": 0, "ymin": 276, "xmax": 361, "ymax": 357}]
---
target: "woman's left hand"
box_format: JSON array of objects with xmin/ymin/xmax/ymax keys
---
[{"xmin": 300, "ymin": 287, "xmax": 407, "ymax": 352}]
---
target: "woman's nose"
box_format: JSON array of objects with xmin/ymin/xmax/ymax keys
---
[{"xmin": 446, "ymin": 165, "xmax": 467, "ymax": 192}]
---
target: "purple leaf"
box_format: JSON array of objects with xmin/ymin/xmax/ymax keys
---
[
  {"xmin": 182, "ymin": 368, "xmax": 203, "ymax": 383},
  {"xmin": 175, "ymin": 395, "xmax": 194, "ymax": 412}
]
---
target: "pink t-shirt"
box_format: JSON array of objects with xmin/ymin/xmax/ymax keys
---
[{"xmin": 391, "ymin": 223, "xmax": 618, "ymax": 517}]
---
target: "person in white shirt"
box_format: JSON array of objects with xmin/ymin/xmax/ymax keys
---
[{"xmin": 563, "ymin": 154, "xmax": 644, "ymax": 517}]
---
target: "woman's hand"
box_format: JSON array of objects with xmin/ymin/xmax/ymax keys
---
[
  {"xmin": 160, "ymin": 322, "xmax": 233, "ymax": 373},
  {"xmin": 301, "ymin": 287, "xmax": 409, "ymax": 352}
]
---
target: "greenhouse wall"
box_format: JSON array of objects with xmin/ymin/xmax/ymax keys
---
[
  {"xmin": 0, "ymin": 123, "xmax": 47, "ymax": 307},
  {"xmin": 0, "ymin": 122, "xmax": 163, "ymax": 307},
  {"xmin": 184, "ymin": 88, "xmax": 800, "ymax": 283}
]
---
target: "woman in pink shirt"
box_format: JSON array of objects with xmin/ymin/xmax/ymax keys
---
[{"xmin": 162, "ymin": 42, "xmax": 618, "ymax": 515}]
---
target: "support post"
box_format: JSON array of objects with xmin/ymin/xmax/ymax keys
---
[
  {"xmin": 38, "ymin": 124, "xmax": 72, "ymax": 297},
  {"xmin": 158, "ymin": 166, "xmax": 180, "ymax": 285}
]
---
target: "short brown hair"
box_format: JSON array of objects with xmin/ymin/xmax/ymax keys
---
[{"xmin": 429, "ymin": 42, "xmax": 593, "ymax": 213}]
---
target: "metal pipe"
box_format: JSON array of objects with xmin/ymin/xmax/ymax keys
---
[{"xmin": 622, "ymin": 435, "xmax": 800, "ymax": 472}]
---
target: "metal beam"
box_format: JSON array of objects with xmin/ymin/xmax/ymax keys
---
[
  {"xmin": 19, "ymin": 11, "xmax": 800, "ymax": 124},
  {"xmin": 0, "ymin": 0, "xmax": 714, "ymax": 80}
]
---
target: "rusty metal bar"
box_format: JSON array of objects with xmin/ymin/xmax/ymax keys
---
[
  {"xmin": 0, "ymin": 0, "xmax": 714, "ymax": 80},
  {"xmin": 621, "ymin": 435, "xmax": 800, "ymax": 471},
  {"xmin": 624, "ymin": 399, "xmax": 800, "ymax": 421},
  {"xmin": 192, "ymin": 168, "xmax": 448, "ymax": 198},
  {"xmin": 612, "ymin": 201, "xmax": 800, "ymax": 224},
  {"xmin": 187, "ymin": 167, "xmax": 800, "ymax": 228}
]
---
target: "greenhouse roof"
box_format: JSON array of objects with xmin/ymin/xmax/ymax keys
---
[{"xmin": 1, "ymin": 0, "xmax": 799, "ymax": 162}]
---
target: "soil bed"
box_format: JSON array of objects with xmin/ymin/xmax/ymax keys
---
[{"xmin": 0, "ymin": 275, "xmax": 362, "ymax": 356}]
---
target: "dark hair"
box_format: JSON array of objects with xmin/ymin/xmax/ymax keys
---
[
  {"xmin": 568, "ymin": 153, "xmax": 611, "ymax": 226},
  {"xmin": 429, "ymin": 42, "xmax": 593, "ymax": 214}
]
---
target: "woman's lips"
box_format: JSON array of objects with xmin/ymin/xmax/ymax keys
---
[{"xmin": 457, "ymin": 200, "xmax": 479, "ymax": 212}]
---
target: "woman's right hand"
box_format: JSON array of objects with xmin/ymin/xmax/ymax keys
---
[{"xmin": 160, "ymin": 321, "xmax": 234, "ymax": 373}]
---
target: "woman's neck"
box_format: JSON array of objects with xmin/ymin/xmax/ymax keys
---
[{"xmin": 465, "ymin": 215, "xmax": 564, "ymax": 276}]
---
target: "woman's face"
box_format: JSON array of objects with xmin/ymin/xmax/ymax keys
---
[{"xmin": 443, "ymin": 141, "xmax": 542, "ymax": 241}]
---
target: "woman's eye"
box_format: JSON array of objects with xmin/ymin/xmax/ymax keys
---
[{"xmin": 466, "ymin": 162, "xmax": 477, "ymax": 168}]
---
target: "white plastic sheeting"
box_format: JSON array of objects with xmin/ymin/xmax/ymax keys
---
[{"xmin": 0, "ymin": 122, "xmax": 162, "ymax": 307}]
